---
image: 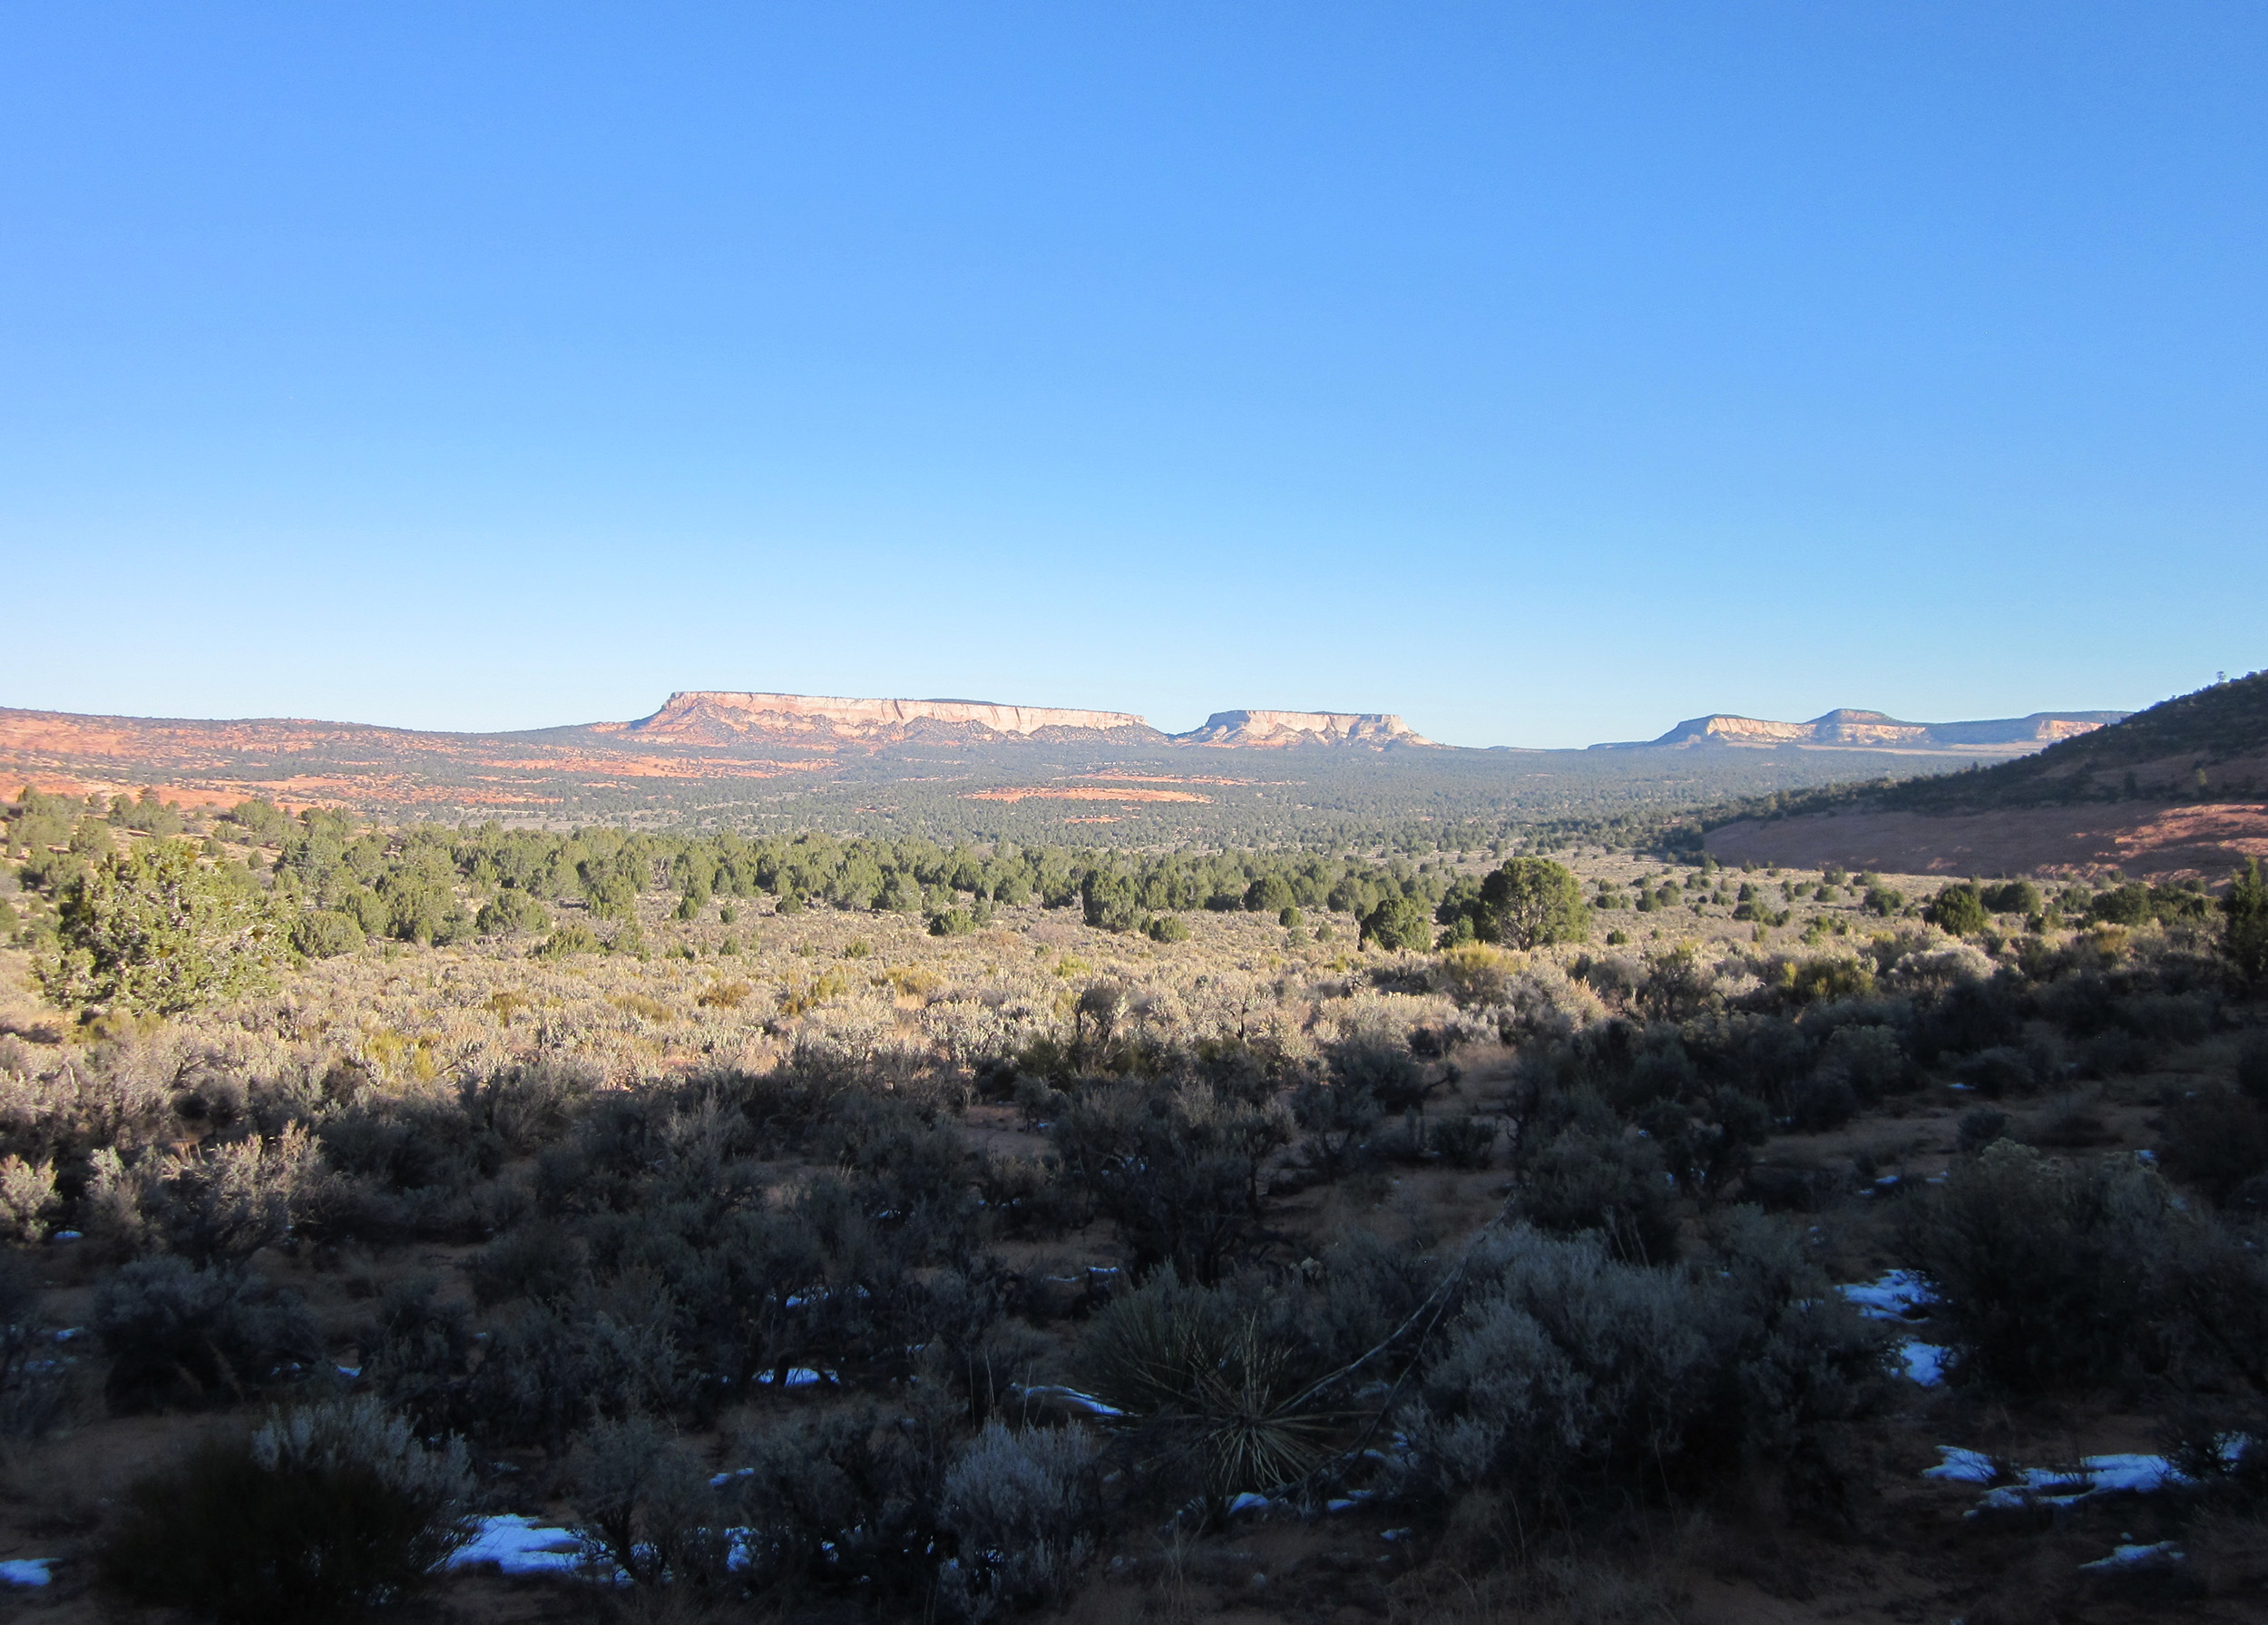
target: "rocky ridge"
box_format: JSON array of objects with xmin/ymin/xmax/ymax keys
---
[
  {"xmin": 609, "ymin": 691, "xmax": 1164, "ymax": 745},
  {"xmin": 1597, "ymin": 708, "xmax": 2127, "ymax": 754},
  {"xmin": 1169, "ymin": 710, "xmax": 1435, "ymax": 749},
  {"xmin": 609, "ymin": 693, "xmax": 1440, "ymax": 749}
]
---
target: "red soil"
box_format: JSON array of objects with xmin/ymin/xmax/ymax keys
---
[
  {"xmin": 1706, "ymin": 800, "xmax": 2268, "ymax": 881},
  {"xmin": 964, "ymin": 787, "xmax": 1211, "ymax": 804}
]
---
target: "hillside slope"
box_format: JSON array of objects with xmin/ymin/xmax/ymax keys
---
[
  {"xmin": 1882, "ymin": 671, "xmax": 2268, "ymax": 810},
  {"xmin": 1700, "ymin": 672, "xmax": 2268, "ymax": 879}
]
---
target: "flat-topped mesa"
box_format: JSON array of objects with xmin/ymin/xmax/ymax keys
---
[
  {"xmin": 613, "ymin": 691, "xmax": 1164, "ymax": 745},
  {"xmin": 1594, "ymin": 708, "xmax": 2128, "ymax": 751},
  {"xmin": 1172, "ymin": 710, "xmax": 1437, "ymax": 749},
  {"xmin": 1645, "ymin": 714, "xmax": 1817, "ymax": 747}
]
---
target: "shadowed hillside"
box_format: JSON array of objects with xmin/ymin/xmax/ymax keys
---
[
  {"xmin": 1697, "ymin": 672, "xmax": 2268, "ymax": 879},
  {"xmin": 1879, "ymin": 671, "xmax": 2268, "ymax": 811}
]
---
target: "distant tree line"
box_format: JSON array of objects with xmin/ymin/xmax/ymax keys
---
[{"xmin": 5, "ymin": 790, "xmax": 1614, "ymax": 1013}]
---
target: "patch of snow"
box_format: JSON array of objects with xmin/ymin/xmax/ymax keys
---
[
  {"xmin": 449, "ymin": 1515, "xmax": 584, "ymax": 1577},
  {"xmin": 710, "ymin": 1467, "xmax": 756, "ymax": 1488},
  {"xmin": 1840, "ymin": 1269, "xmax": 1938, "ymax": 1321},
  {"xmin": 753, "ymin": 1367, "xmax": 835, "ymax": 1388},
  {"xmin": 1923, "ymin": 1446, "xmax": 1999, "ymax": 1484},
  {"xmin": 1325, "ymin": 1490, "xmax": 1375, "ymax": 1513},
  {"xmin": 1381, "ymin": 1528, "xmax": 1413, "ymax": 1542},
  {"xmin": 0, "ymin": 1559, "xmax": 52, "ymax": 1587},
  {"xmin": 2134, "ymin": 1149, "xmax": 2158, "ymax": 1165},
  {"xmin": 2079, "ymin": 1541, "xmax": 2183, "ymax": 1571},
  {"xmin": 1015, "ymin": 1384, "xmax": 1126, "ymax": 1418},
  {"xmin": 48, "ymin": 1231, "xmax": 80, "ymax": 1244},
  {"xmin": 1225, "ymin": 1492, "xmax": 1273, "ymax": 1516},
  {"xmin": 1922, "ymin": 1445, "xmax": 2226, "ymax": 1513},
  {"xmin": 1900, "ymin": 1341, "xmax": 1949, "ymax": 1385},
  {"xmin": 336, "ymin": 1365, "xmax": 362, "ymax": 1379}
]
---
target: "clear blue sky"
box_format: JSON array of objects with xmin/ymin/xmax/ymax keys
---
[{"xmin": 3, "ymin": 3, "xmax": 2261, "ymax": 748}]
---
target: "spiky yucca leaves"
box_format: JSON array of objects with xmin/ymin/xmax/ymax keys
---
[{"xmin": 1074, "ymin": 1272, "xmax": 1341, "ymax": 1505}]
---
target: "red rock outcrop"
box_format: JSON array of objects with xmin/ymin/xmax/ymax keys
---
[
  {"xmin": 1170, "ymin": 710, "xmax": 1435, "ymax": 749},
  {"xmin": 608, "ymin": 692, "xmax": 1162, "ymax": 745}
]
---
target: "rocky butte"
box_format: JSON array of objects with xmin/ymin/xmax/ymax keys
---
[
  {"xmin": 1592, "ymin": 707, "xmax": 2127, "ymax": 754},
  {"xmin": 606, "ymin": 691, "xmax": 1166, "ymax": 746},
  {"xmin": 1169, "ymin": 710, "xmax": 1437, "ymax": 748},
  {"xmin": 604, "ymin": 694, "xmax": 1442, "ymax": 749}
]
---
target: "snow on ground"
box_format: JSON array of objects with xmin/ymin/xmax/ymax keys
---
[
  {"xmin": 1840, "ymin": 1269, "xmax": 1937, "ymax": 1321},
  {"xmin": 0, "ymin": 1560, "xmax": 52, "ymax": 1587},
  {"xmin": 1921, "ymin": 1444, "xmax": 2217, "ymax": 1513},
  {"xmin": 2080, "ymin": 1541, "xmax": 2184, "ymax": 1571},
  {"xmin": 752, "ymin": 1366, "xmax": 836, "ymax": 1387},
  {"xmin": 1841, "ymin": 1273, "xmax": 1949, "ymax": 1384},
  {"xmin": 1013, "ymin": 1384, "xmax": 1126, "ymax": 1418},
  {"xmin": 1924, "ymin": 1447, "xmax": 1999, "ymax": 1484},
  {"xmin": 449, "ymin": 1515, "xmax": 584, "ymax": 1576},
  {"xmin": 1899, "ymin": 1340, "xmax": 1949, "ymax": 1385}
]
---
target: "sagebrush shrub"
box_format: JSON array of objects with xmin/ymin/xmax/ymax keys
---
[
  {"xmin": 567, "ymin": 1415, "xmax": 735, "ymax": 1590},
  {"xmin": 1514, "ymin": 1127, "xmax": 1679, "ymax": 1264},
  {"xmin": 0, "ymin": 1251, "xmax": 73, "ymax": 1437},
  {"xmin": 361, "ymin": 1276, "xmax": 480, "ymax": 1436},
  {"xmin": 1392, "ymin": 1220, "xmax": 1884, "ymax": 1517},
  {"xmin": 721, "ymin": 1399, "xmax": 957, "ymax": 1603},
  {"xmin": 1813, "ymin": 1022, "xmax": 1909, "ymax": 1103},
  {"xmin": 148, "ymin": 1125, "xmax": 326, "ymax": 1262},
  {"xmin": 2238, "ymin": 1030, "xmax": 2268, "ymax": 1103},
  {"xmin": 937, "ymin": 1421, "xmax": 1102, "ymax": 1620},
  {"xmin": 2159, "ymin": 1086, "xmax": 2268, "ymax": 1207},
  {"xmin": 1393, "ymin": 1227, "xmax": 1721, "ymax": 1512},
  {"xmin": 94, "ymin": 1255, "xmax": 321, "ymax": 1412},
  {"xmin": 97, "ymin": 1397, "xmax": 472, "ymax": 1624},
  {"xmin": 1902, "ymin": 1141, "xmax": 2175, "ymax": 1392},
  {"xmin": 463, "ymin": 1277, "xmax": 685, "ymax": 1447},
  {"xmin": 0, "ymin": 1155, "xmax": 54, "ymax": 1242}
]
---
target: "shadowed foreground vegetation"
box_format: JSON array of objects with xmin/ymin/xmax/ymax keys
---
[{"xmin": 2, "ymin": 788, "xmax": 2267, "ymax": 1620}]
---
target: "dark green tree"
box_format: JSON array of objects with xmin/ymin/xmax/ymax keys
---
[
  {"xmin": 1475, "ymin": 858, "xmax": 1590, "ymax": 948},
  {"xmin": 1360, "ymin": 894, "xmax": 1433, "ymax": 952},
  {"xmin": 2225, "ymin": 858, "xmax": 2268, "ymax": 992},
  {"xmin": 474, "ymin": 889, "xmax": 551, "ymax": 936},
  {"xmin": 1081, "ymin": 871, "xmax": 1142, "ymax": 934},
  {"xmin": 38, "ymin": 841, "xmax": 285, "ymax": 1014},
  {"xmin": 1924, "ymin": 885, "xmax": 1989, "ymax": 936},
  {"xmin": 1243, "ymin": 875, "xmax": 1295, "ymax": 915}
]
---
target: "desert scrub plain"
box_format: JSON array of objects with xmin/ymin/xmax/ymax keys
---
[{"xmin": 0, "ymin": 803, "xmax": 2264, "ymax": 1621}]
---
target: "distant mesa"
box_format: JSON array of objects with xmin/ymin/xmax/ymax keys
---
[
  {"xmin": 1169, "ymin": 710, "xmax": 1436, "ymax": 749},
  {"xmin": 606, "ymin": 692, "xmax": 1435, "ymax": 749},
  {"xmin": 608, "ymin": 691, "xmax": 1163, "ymax": 745},
  {"xmin": 1593, "ymin": 708, "xmax": 2127, "ymax": 753}
]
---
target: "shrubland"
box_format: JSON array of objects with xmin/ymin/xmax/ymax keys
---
[{"xmin": 0, "ymin": 788, "xmax": 2264, "ymax": 1619}]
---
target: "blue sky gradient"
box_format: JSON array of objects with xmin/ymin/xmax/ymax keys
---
[{"xmin": 2, "ymin": 3, "xmax": 2261, "ymax": 746}]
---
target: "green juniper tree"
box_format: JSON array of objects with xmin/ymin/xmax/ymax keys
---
[
  {"xmin": 2225, "ymin": 857, "xmax": 2268, "ymax": 992},
  {"xmin": 38, "ymin": 840, "xmax": 286, "ymax": 1015},
  {"xmin": 1471, "ymin": 857, "xmax": 1591, "ymax": 948}
]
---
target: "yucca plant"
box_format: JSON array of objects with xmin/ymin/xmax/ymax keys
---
[{"xmin": 1074, "ymin": 1273, "xmax": 1341, "ymax": 1509}]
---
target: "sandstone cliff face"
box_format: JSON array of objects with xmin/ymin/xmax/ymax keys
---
[
  {"xmin": 609, "ymin": 694, "xmax": 1439, "ymax": 749},
  {"xmin": 612, "ymin": 691, "xmax": 1164, "ymax": 745},
  {"xmin": 1170, "ymin": 710, "xmax": 1436, "ymax": 749},
  {"xmin": 1598, "ymin": 708, "xmax": 2125, "ymax": 752}
]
